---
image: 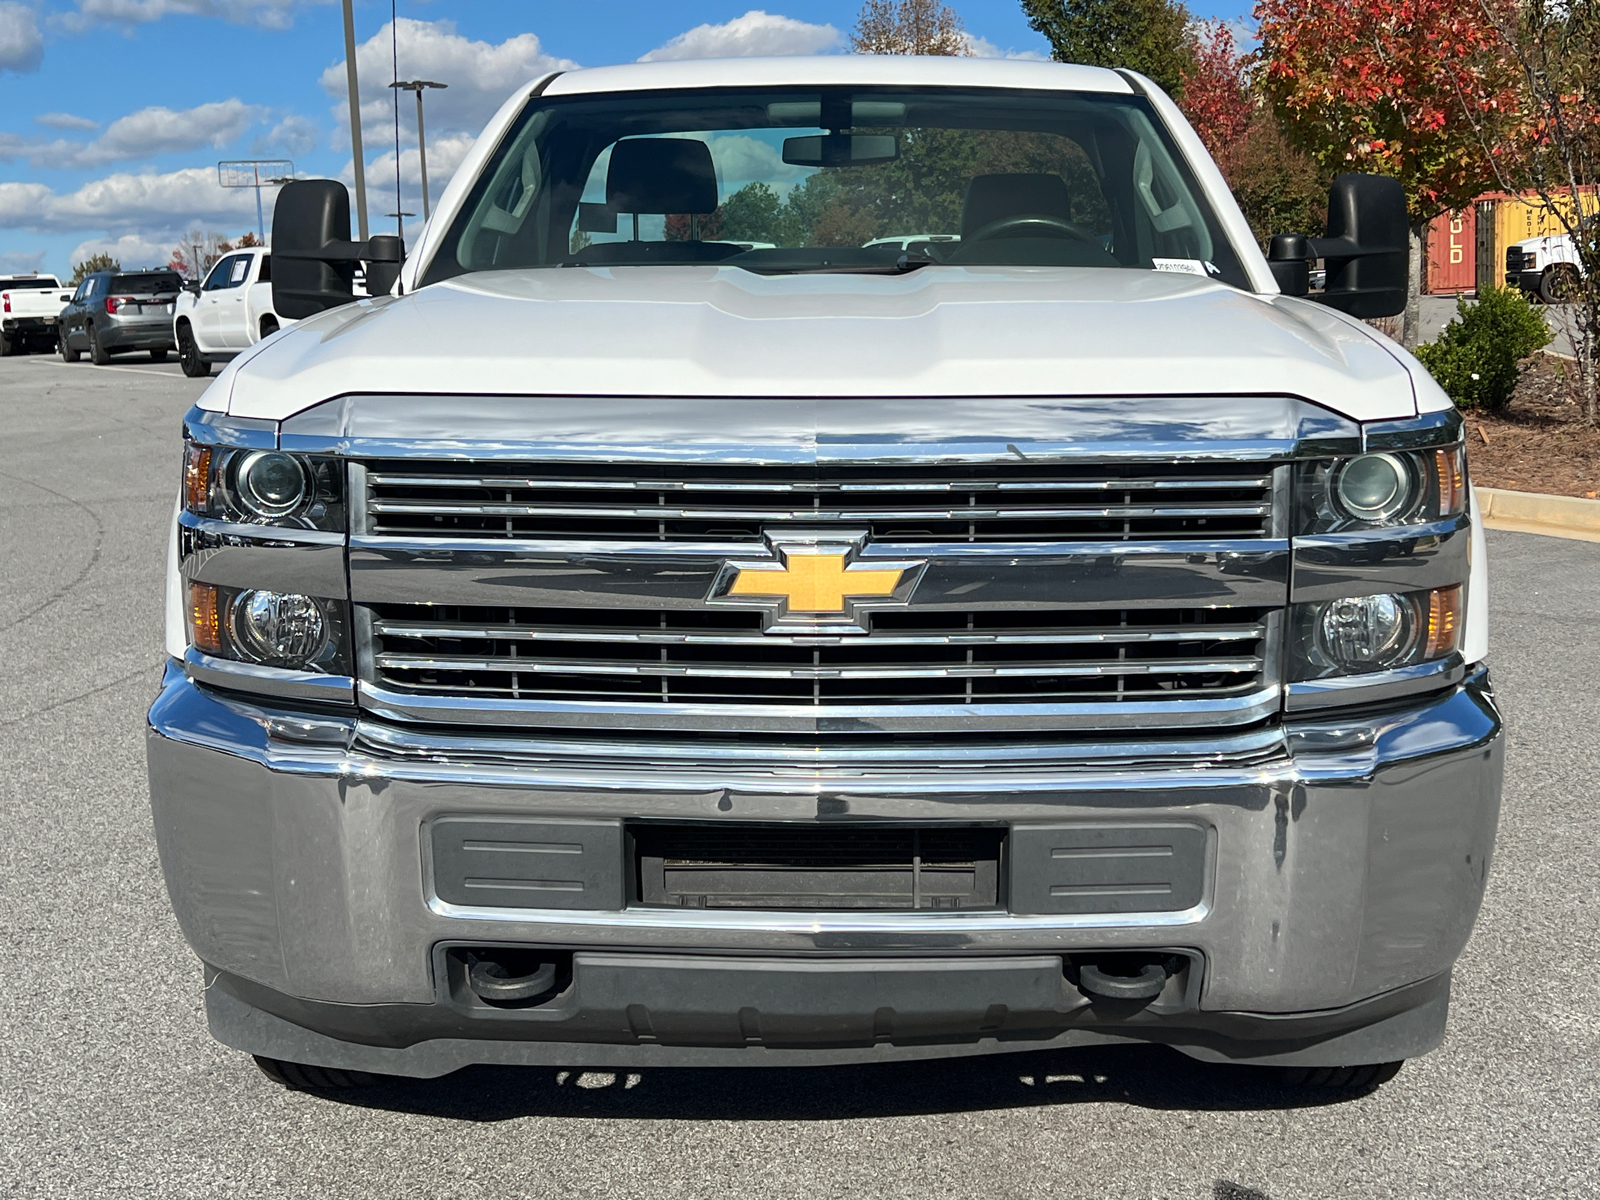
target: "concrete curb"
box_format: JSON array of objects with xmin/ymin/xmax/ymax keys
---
[{"xmin": 1477, "ymin": 486, "xmax": 1600, "ymax": 543}]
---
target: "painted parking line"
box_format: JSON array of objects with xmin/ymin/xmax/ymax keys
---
[{"xmin": 25, "ymin": 356, "xmax": 192, "ymax": 379}]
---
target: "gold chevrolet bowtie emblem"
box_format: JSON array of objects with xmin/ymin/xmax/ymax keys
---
[
  {"xmin": 711, "ymin": 531, "xmax": 926, "ymax": 634},
  {"xmin": 727, "ymin": 552, "xmax": 903, "ymax": 613}
]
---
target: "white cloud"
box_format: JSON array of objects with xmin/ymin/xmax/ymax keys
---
[
  {"xmin": 67, "ymin": 233, "xmax": 174, "ymax": 271},
  {"xmin": 0, "ymin": 99, "xmax": 262, "ymax": 169},
  {"xmin": 0, "ymin": 168, "xmax": 256, "ymax": 236},
  {"xmin": 36, "ymin": 112, "xmax": 99, "ymax": 131},
  {"xmin": 639, "ymin": 10, "xmax": 839, "ymax": 62},
  {"xmin": 322, "ymin": 19, "xmax": 577, "ymax": 146},
  {"xmin": 0, "ymin": 248, "xmax": 47, "ymax": 274},
  {"xmin": 0, "ymin": 2, "xmax": 43, "ymax": 73},
  {"xmin": 66, "ymin": 0, "xmax": 319, "ymax": 32},
  {"xmin": 962, "ymin": 33, "xmax": 1049, "ymax": 60},
  {"xmin": 257, "ymin": 113, "xmax": 317, "ymax": 158}
]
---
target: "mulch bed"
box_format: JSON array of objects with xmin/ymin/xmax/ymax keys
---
[{"xmin": 1462, "ymin": 353, "xmax": 1600, "ymax": 498}]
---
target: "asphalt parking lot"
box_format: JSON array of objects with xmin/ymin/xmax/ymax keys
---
[{"xmin": 1, "ymin": 352, "xmax": 1596, "ymax": 1200}]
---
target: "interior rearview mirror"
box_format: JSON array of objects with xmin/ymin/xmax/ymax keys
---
[
  {"xmin": 271, "ymin": 179, "xmax": 405, "ymax": 318},
  {"xmin": 1267, "ymin": 173, "xmax": 1407, "ymax": 318},
  {"xmin": 782, "ymin": 133, "xmax": 899, "ymax": 168}
]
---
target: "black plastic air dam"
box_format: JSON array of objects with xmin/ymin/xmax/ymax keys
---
[{"xmin": 203, "ymin": 960, "xmax": 1454, "ymax": 1077}]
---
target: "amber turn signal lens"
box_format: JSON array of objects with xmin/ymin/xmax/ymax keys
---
[
  {"xmin": 184, "ymin": 444, "xmax": 211, "ymax": 512},
  {"xmin": 1435, "ymin": 447, "xmax": 1465, "ymax": 517},
  {"xmin": 188, "ymin": 582, "xmax": 222, "ymax": 655},
  {"xmin": 1425, "ymin": 585, "xmax": 1462, "ymax": 658}
]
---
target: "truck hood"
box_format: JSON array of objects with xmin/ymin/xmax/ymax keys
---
[{"xmin": 219, "ymin": 265, "xmax": 1419, "ymax": 423}]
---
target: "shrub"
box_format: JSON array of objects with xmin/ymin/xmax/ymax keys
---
[{"xmin": 1415, "ymin": 285, "xmax": 1552, "ymax": 409}]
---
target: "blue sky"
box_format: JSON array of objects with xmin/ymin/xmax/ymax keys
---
[{"xmin": 0, "ymin": 1, "xmax": 1248, "ymax": 278}]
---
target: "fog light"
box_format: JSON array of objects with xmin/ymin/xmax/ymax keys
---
[
  {"xmin": 1335, "ymin": 453, "xmax": 1413, "ymax": 522},
  {"xmin": 235, "ymin": 451, "xmax": 308, "ymax": 519},
  {"xmin": 230, "ymin": 591, "xmax": 327, "ymax": 665},
  {"xmin": 1316, "ymin": 593, "xmax": 1412, "ymax": 669}
]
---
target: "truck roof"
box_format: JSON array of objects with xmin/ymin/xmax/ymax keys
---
[{"xmin": 542, "ymin": 54, "xmax": 1133, "ymax": 99}]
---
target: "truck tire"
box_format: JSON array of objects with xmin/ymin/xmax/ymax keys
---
[
  {"xmin": 252, "ymin": 1055, "xmax": 384, "ymax": 1091},
  {"xmin": 60, "ymin": 331, "xmax": 79, "ymax": 363},
  {"xmin": 150, "ymin": 348, "xmax": 169, "ymax": 363},
  {"xmin": 178, "ymin": 324, "xmax": 210, "ymax": 378},
  {"xmin": 1274, "ymin": 1061, "xmax": 1403, "ymax": 1092},
  {"xmin": 1540, "ymin": 263, "xmax": 1580, "ymax": 303},
  {"xmin": 87, "ymin": 323, "xmax": 110, "ymax": 365},
  {"xmin": 0, "ymin": 332, "xmax": 12, "ymax": 357}
]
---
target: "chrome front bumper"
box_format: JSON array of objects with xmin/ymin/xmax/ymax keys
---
[{"xmin": 147, "ymin": 661, "xmax": 1503, "ymax": 1074}]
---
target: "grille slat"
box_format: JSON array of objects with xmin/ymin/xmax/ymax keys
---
[{"xmin": 364, "ymin": 460, "xmax": 1275, "ymax": 544}]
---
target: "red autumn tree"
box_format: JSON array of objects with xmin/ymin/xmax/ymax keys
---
[
  {"xmin": 1177, "ymin": 20, "xmax": 1328, "ymax": 247},
  {"xmin": 1180, "ymin": 20, "xmax": 1253, "ymax": 156},
  {"xmin": 1256, "ymin": 0, "xmax": 1520, "ymax": 348}
]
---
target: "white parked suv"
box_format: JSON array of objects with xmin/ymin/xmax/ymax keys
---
[
  {"xmin": 149, "ymin": 56, "xmax": 1500, "ymax": 1094},
  {"xmin": 173, "ymin": 246, "xmax": 291, "ymax": 377}
]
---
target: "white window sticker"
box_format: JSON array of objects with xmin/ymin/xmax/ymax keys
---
[{"xmin": 1152, "ymin": 258, "xmax": 1208, "ymax": 276}]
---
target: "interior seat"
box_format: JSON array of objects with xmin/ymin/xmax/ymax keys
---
[{"xmin": 571, "ymin": 138, "xmax": 739, "ymax": 265}]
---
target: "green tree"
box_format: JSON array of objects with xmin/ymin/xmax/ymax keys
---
[
  {"xmin": 70, "ymin": 252, "xmax": 120, "ymax": 284},
  {"xmin": 1021, "ymin": 0, "xmax": 1196, "ymax": 97},
  {"xmin": 719, "ymin": 183, "xmax": 785, "ymax": 243}
]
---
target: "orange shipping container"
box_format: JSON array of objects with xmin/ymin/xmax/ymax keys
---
[{"xmin": 1426, "ymin": 208, "xmax": 1476, "ymax": 294}]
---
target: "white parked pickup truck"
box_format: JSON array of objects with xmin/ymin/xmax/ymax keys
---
[
  {"xmin": 173, "ymin": 246, "xmax": 292, "ymax": 377},
  {"xmin": 149, "ymin": 56, "xmax": 1501, "ymax": 1095},
  {"xmin": 0, "ymin": 273, "xmax": 73, "ymax": 355},
  {"xmin": 1505, "ymin": 231, "xmax": 1583, "ymax": 302}
]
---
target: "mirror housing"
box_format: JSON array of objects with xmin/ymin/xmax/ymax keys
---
[
  {"xmin": 270, "ymin": 179, "xmax": 405, "ymax": 318},
  {"xmin": 782, "ymin": 133, "xmax": 899, "ymax": 168},
  {"xmin": 1268, "ymin": 173, "xmax": 1408, "ymax": 318}
]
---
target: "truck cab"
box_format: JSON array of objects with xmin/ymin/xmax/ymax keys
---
[
  {"xmin": 1505, "ymin": 231, "xmax": 1581, "ymax": 303},
  {"xmin": 173, "ymin": 246, "xmax": 292, "ymax": 377},
  {"xmin": 0, "ymin": 273, "xmax": 73, "ymax": 355},
  {"xmin": 148, "ymin": 56, "xmax": 1501, "ymax": 1094}
]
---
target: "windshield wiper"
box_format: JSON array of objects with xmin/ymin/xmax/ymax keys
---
[{"xmin": 738, "ymin": 253, "xmax": 941, "ymax": 277}]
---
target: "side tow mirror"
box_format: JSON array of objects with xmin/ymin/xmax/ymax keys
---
[
  {"xmin": 1268, "ymin": 173, "xmax": 1408, "ymax": 318},
  {"xmin": 271, "ymin": 180, "xmax": 405, "ymax": 318}
]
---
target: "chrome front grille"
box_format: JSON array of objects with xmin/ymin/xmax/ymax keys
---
[
  {"xmin": 363, "ymin": 461, "xmax": 1274, "ymax": 543},
  {"xmin": 367, "ymin": 604, "xmax": 1273, "ymax": 707}
]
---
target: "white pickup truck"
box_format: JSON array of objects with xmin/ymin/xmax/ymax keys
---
[
  {"xmin": 150, "ymin": 56, "xmax": 1501, "ymax": 1095},
  {"xmin": 173, "ymin": 246, "xmax": 291, "ymax": 377},
  {"xmin": 0, "ymin": 273, "xmax": 73, "ymax": 355},
  {"xmin": 1505, "ymin": 231, "xmax": 1584, "ymax": 302}
]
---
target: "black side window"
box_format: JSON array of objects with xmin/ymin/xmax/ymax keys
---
[{"xmin": 257, "ymin": 255, "xmax": 271, "ymax": 283}]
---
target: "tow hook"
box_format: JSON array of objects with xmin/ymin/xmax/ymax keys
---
[
  {"xmin": 1074, "ymin": 954, "xmax": 1184, "ymax": 1002},
  {"xmin": 467, "ymin": 955, "xmax": 559, "ymax": 1003}
]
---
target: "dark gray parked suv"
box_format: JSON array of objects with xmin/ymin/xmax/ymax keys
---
[{"xmin": 59, "ymin": 269, "xmax": 182, "ymax": 364}]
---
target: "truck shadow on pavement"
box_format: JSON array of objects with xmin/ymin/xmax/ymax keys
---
[{"xmin": 309, "ymin": 1044, "xmax": 1380, "ymax": 1121}]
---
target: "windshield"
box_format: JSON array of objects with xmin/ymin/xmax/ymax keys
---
[
  {"xmin": 111, "ymin": 273, "xmax": 182, "ymax": 295},
  {"xmin": 422, "ymin": 86, "xmax": 1248, "ymax": 286}
]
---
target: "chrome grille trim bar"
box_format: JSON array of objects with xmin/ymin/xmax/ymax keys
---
[
  {"xmin": 368, "ymin": 618, "xmax": 1267, "ymax": 647},
  {"xmin": 366, "ymin": 472, "xmax": 1275, "ymax": 493},
  {"xmin": 371, "ymin": 653, "xmax": 1265, "ymax": 681},
  {"xmin": 365, "ymin": 499, "xmax": 1272, "ymax": 522},
  {"xmin": 356, "ymin": 680, "xmax": 1284, "ymax": 733}
]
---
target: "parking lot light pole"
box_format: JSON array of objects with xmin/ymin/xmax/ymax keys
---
[
  {"xmin": 390, "ymin": 80, "xmax": 448, "ymax": 220},
  {"xmin": 342, "ymin": 0, "xmax": 369, "ymax": 240}
]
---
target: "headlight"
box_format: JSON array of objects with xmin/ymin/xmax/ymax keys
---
[
  {"xmin": 230, "ymin": 590, "xmax": 328, "ymax": 665},
  {"xmin": 1316, "ymin": 593, "xmax": 1411, "ymax": 669},
  {"xmin": 1298, "ymin": 446, "xmax": 1466, "ymax": 532},
  {"xmin": 234, "ymin": 451, "xmax": 309, "ymax": 519},
  {"xmin": 1334, "ymin": 453, "xmax": 1413, "ymax": 523},
  {"xmin": 1293, "ymin": 586, "xmax": 1462, "ymax": 679},
  {"xmin": 183, "ymin": 442, "xmax": 343, "ymax": 531},
  {"xmin": 187, "ymin": 582, "xmax": 348, "ymax": 674}
]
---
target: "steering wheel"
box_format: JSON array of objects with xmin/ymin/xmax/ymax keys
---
[{"xmin": 967, "ymin": 213, "xmax": 1093, "ymax": 243}]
